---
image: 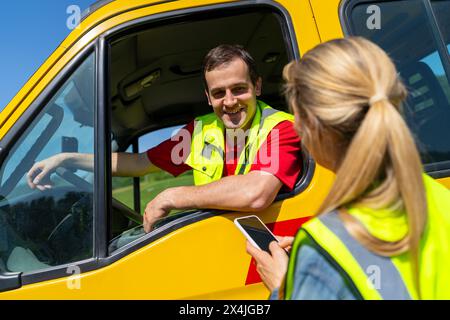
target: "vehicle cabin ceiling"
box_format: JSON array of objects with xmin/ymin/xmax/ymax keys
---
[{"xmin": 110, "ymin": 10, "xmax": 290, "ymax": 149}]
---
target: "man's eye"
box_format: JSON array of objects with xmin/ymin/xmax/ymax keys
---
[
  {"xmin": 212, "ymin": 91, "xmax": 225, "ymax": 99},
  {"xmin": 232, "ymin": 87, "xmax": 247, "ymax": 95}
]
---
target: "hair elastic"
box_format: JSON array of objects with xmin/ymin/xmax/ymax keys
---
[{"xmin": 369, "ymin": 93, "xmax": 388, "ymax": 105}]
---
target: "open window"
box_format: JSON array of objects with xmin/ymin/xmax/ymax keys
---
[{"xmin": 107, "ymin": 5, "xmax": 303, "ymax": 252}]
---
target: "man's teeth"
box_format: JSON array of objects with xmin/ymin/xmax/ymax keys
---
[{"xmin": 226, "ymin": 108, "xmax": 243, "ymax": 114}]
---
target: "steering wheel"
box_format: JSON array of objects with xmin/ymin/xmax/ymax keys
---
[
  {"xmin": 111, "ymin": 198, "xmax": 144, "ymax": 225},
  {"xmin": 55, "ymin": 167, "xmax": 93, "ymax": 192},
  {"xmin": 48, "ymin": 166, "xmax": 147, "ymax": 263},
  {"xmin": 46, "ymin": 192, "xmax": 93, "ymax": 264}
]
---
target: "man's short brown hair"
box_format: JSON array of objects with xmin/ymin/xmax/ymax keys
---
[{"xmin": 202, "ymin": 44, "xmax": 259, "ymax": 90}]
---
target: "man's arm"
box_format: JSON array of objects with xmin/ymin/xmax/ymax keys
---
[
  {"xmin": 27, "ymin": 152, "xmax": 159, "ymax": 189},
  {"xmin": 143, "ymin": 171, "xmax": 283, "ymax": 232},
  {"xmin": 112, "ymin": 152, "xmax": 160, "ymax": 177}
]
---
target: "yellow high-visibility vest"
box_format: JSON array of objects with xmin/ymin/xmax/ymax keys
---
[
  {"xmin": 285, "ymin": 174, "xmax": 450, "ymax": 300},
  {"xmin": 185, "ymin": 100, "xmax": 294, "ymax": 186}
]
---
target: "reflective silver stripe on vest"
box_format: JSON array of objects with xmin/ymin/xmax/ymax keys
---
[
  {"xmin": 319, "ymin": 211, "xmax": 412, "ymax": 300},
  {"xmin": 202, "ymin": 142, "xmax": 224, "ymax": 160},
  {"xmin": 260, "ymin": 106, "xmax": 278, "ymax": 121},
  {"xmin": 237, "ymin": 106, "xmax": 280, "ymax": 175}
]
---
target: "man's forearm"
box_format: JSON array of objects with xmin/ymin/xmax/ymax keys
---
[
  {"xmin": 61, "ymin": 153, "xmax": 94, "ymax": 171},
  {"xmin": 60, "ymin": 152, "xmax": 158, "ymax": 177},
  {"xmin": 160, "ymin": 171, "xmax": 282, "ymax": 212},
  {"xmin": 112, "ymin": 152, "xmax": 159, "ymax": 177}
]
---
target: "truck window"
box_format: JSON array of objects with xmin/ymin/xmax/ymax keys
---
[
  {"xmin": 344, "ymin": 0, "xmax": 450, "ymax": 171},
  {"xmin": 0, "ymin": 52, "xmax": 96, "ymax": 273},
  {"xmin": 111, "ymin": 126, "xmax": 194, "ymax": 217},
  {"xmin": 107, "ymin": 7, "xmax": 296, "ymax": 251},
  {"xmin": 137, "ymin": 125, "xmax": 194, "ymax": 214}
]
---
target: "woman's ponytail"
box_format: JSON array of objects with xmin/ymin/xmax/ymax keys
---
[{"xmin": 284, "ymin": 37, "xmax": 427, "ymax": 298}]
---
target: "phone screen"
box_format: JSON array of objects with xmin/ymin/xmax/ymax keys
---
[{"xmin": 237, "ymin": 216, "xmax": 277, "ymax": 253}]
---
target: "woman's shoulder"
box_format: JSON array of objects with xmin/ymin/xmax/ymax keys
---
[
  {"xmin": 423, "ymin": 174, "xmax": 450, "ymax": 230},
  {"xmin": 290, "ymin": 243, "xmax": 358, "ymax": 300},
  {"xmin": 424, "ymin": 174, "xmax": 450, "ymax": 204}
]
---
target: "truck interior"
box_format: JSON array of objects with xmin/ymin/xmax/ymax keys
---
[{"xmin": 109, "ymin": 8, "xmax": 292, "ymax": 147}]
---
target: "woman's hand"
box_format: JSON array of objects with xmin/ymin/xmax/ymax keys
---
[
  {"xmin": 246, "ymin": 236, "xmax": 293, "ymax": 292},
  {"xmin": 277, "ymin": 236, "xmax": 294, "ymax": 252}
]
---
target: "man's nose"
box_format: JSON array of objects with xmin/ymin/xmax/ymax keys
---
[{"xmin": 223, "ymin": 90, "xmax": 237, "ymax": 107}]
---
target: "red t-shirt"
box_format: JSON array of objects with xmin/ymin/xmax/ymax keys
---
[{"xmin": 146, "ymin": 120, "xmax": 302, "ymax": 191}]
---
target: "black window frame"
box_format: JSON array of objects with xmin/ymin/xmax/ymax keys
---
[{"xmin": 339, "ymin": 0, "xmax": 450, "ymax": 178}]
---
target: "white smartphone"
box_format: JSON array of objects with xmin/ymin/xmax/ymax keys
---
[{"xmin": 234, "ymin": 215, "xmax": 279, "ymax": 253}]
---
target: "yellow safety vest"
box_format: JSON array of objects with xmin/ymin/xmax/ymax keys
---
[
  {"xmin": 285, "ymin": 174, "xmax": 450, "ymax": 300},
  {"xmin": 185, "ymin": 100, "xmax": 293, "ymax": 186}
]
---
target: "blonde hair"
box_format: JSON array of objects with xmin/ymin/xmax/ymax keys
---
[{"xmin": 283, "ymin": 37, "xmax": 427, "ymax": 297}]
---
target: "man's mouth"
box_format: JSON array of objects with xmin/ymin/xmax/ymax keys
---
[{"xmin": 224, "ymin": 106, "xmax": 245, "ymax": 115}]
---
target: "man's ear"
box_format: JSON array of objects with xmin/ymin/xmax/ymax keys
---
[
  {"xmin": 205, "ymin": 89, "xmax": 212, "ymax": 105},
  {"xmin": 255, "ymin": 77, "xmax": 262, "ymax": 96}
]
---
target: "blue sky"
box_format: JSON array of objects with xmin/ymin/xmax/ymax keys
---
[{"xmin": 0, "ymin": 0, "xmax": 93, "ymax": 110}]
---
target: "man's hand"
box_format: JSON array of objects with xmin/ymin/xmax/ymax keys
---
[
  {"xmin": 27, "ymin": 154, "xmax": 66, "ymax": 191},
  {"xmin": 246, "ymin": 237, "xmax": 293, "ymax": 292},
  {"xmin": 143, "ymin": 190, "xmax": 175, "ymax": 233}
]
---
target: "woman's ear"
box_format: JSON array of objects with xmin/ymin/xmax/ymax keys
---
[
  {"xmin": 315, "ymin": 125, "xmax": 346, "ymax": 172},
  {"xmin": 294, "ymin": 108, "xmax": 318, "ymax": 138},
  {"xmin": 293, "ymin": 109, "xmax": 303, "ymax": 138}
]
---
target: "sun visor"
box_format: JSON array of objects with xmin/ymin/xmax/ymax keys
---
[{"xmin": 118, "ymin": 66, "xmax": 161, "ymax": 103}]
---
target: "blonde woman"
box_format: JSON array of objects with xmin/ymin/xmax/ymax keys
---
[{"xmin": 247, "ymin": 37, "xmax": 450, "ymax": 300}]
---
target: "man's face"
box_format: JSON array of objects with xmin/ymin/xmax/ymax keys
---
[{"xmin": 205, "ymin": 58, "xmax": 262, "ymax": 131}]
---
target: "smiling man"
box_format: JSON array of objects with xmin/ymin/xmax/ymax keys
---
[
  {"xmin": 27, "ymin": 45, "xmax": 302, "ymax": 233},
  {"xmin": 142, "ymin": 45, "xmax": 302, "ymax": 231}
]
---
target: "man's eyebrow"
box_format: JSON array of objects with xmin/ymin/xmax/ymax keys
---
[
  {"xmin": 210, "ymin": 83, "xmax": 249, "ymax": 92},
  {"xmin": 232, "ymin": 82, "xmax": 249, "ymax": 87},
  {"xmin": 209, "ymin": 86, "xmax": 225, "ymax": 93}
]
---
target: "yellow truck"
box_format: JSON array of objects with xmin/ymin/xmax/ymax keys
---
[{"xmin": 0, "ymin": 0, "xmax": 449, "ymax": 299}]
